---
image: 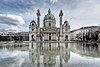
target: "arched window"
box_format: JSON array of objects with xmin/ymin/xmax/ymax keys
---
[
  {"xmin": 66, "ymin": 24, "xmax": 67, "ymax": 26},
  {"xmin": 49, "ymin": 33, "xmax": 51, "ymax": 40},
  {"xmin": 49, "ymin": 33, "xmax": 51, "ymax": 36},
  {"xmin": 66, "ymin": 29, "xmax": 67, "ymax": 31},
  {"xmin": 32, "ymin": 29, "xmax": 34, "ymax": 31},
  {"xmin": 32, "ymin": 24, "xmax": 34, "ymax": 26},
  {"xmin": 65, "ymin": 35, "xmax": 68, "ymax": 41},
  {"xmin": 49, "ymin": 36, "xmax": 51, "ymax": 40},
  {"xmin": 49, "ymin": 23, "xmax": 51, "ymax": 27},
  {"xmin": 31, "ymin": 35, "xmax": 35, "ymax": 41},
  {"xmin": 49, "ymin": 17, "xmax": 51, "ymax": 19}
]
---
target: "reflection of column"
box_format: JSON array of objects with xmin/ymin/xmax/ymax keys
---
[
  {"xmin": 43, "ymin": 37, "xmax": 44, "ymax": 41},
  {"xmin": 29, "ymin": 43, "xmax": 32, "ymax": 49},
  {"xmin": 32, "ymin": 43, "xmax": 34, "ymax": 49},
  {"xmin": 37, "ymin": 57, "xmax": 40, "ymax": 67},
  {"xmin": 58, "ymin": 43, "xmax": 60, "ymax": 50},
  {"xmin": 37, "ymin": 43, "xmax": 40, "ymax": 67},
  {"xmin": 49, "ymin": 43, "xmax": 51, "ymax": 50},
  {"xmin": 60, "ymin": 44, "xmax": 63, "ymax": 67},
  {"xmin": 60, "ymin": 57, "xmax": 63, "ymax": 67},
  {"xmin": 65, "ymin": 43, "xmax": 68, "ymax": 49},
  {"xmin": 29, "ymin": 44, "xmax": 37, "ymax": 65}
]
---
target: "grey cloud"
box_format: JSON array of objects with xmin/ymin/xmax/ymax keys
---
[
  {"xmin": 0, "ymin": 14, "xmax": 25, "ymax": 26},
  {"xmin": 0, "ymin": 24, "xmax": 21, "ymax": 32},
  {"xmin": 0, "ymin": 14, "xmax": 25, "ymax": 32}
]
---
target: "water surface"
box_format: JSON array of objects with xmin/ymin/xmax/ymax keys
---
[{"xmin": 0, "ymin": 42, "xmax": 100, "ymax": 67}]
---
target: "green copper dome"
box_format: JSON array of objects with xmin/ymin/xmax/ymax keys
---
[{"xmin": 44, "ymin": 9, "xmax": 55, "ymax": 20}]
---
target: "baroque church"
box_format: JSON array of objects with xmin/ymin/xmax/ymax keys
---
[{"xmin": 29, "ymin": 9, "xmax": 70, "ymax": 41}]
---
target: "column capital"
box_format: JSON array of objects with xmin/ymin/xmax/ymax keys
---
[
  {"xmin": 37, "ymin": 9, "xmax": 41, "ymax": 16},
  {"xmin": 59, "ymin": 10, "xmax": 63, "ymax": 17}
]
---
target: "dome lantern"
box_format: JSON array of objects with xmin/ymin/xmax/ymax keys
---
[
  {"xmin": 44, "ymin": 9, "xmax": 55, "ymax": 20},
  {"xmin": 48, "ymin": 8, "xmax": 51, "ymax": 14}
]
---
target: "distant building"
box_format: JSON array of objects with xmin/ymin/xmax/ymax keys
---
[
  {"xmin": 15, "ymin": 32, "xmax": 29, "ymax": 41},
  {"xmin": 70, "ymin": 26, "xmax": 100, "ymax": 41},
  {"xmin": 0, "ymin": 32, "xmax": 29, "ymax": 41}
]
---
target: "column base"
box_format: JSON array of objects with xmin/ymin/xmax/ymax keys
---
[
  {"xmin": 59, "ymin": 36, "xmax": 63, "ymax": 41},
  {"xmin": 36, "ymin": 34, "xmax": 41, "ymax": 41}
]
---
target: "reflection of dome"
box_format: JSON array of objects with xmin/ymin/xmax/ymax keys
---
[
  {"xmin": 44, "ymin": 9, "xmax": 55, "ymax": 20},
  {"xmin": 29, "ymin": 43, "xmax": 71, "ymax": 67}
]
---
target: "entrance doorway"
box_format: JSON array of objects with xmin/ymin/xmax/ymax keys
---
[
  {"xmin": 49, "ymin": 36, "xmax": 51, "ymax": 40},
  {"xmin": 31, "ymin": 35, "xmax": 35, "ymax": 41},
  {"xmin": 65, "ymin": 35, "xmax": 68, "ymax": 41},
  {"xmin": 49, "ymin": 33, "xmax": 51, "ymax": 40}
]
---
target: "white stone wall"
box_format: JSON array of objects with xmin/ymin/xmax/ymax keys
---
[
  {"xmin": 43, "ymin": 33, "xmax": 57, "ymax": 41},
  {"xmin": 44, "ymin": 20, "xmax": 56, "ymax": 27},
  {"xmin": 43, "ymin": 34, "xmax": 48, "ymax": 40}
]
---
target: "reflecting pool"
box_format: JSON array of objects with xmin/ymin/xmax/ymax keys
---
[{"xmin": 0, "ymin": 42, "xmax": 100, "ymax": 67}]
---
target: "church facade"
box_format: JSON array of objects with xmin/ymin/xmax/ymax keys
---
[{"xmin": 29, "ymin": 9, "xmax": 70, "ymax": 41}]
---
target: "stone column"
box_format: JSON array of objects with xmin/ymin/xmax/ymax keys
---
[
  {"xmin": 59, "ymin": 10, "xmax": 63, "ymax": 41},
  {"xmin": 36, "ymin": 9, "xmax": 41, "ymax": 41}
]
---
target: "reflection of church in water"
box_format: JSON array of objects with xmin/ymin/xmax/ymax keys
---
[
  {"xmin": 29, "ymin": 42, "xmax": 100, "ymax": 67},
  {"xmin": 29, "ymin": 43, "xmax": 70, "ymax": 67},
  {"xmin": 29, "ymin": 9, "xmax": 70, "ymax": 41}
]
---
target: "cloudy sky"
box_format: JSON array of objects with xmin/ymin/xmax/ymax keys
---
[{"xmin": 0, "ymin": 0, "xmax": 100, "ymax": 32}]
